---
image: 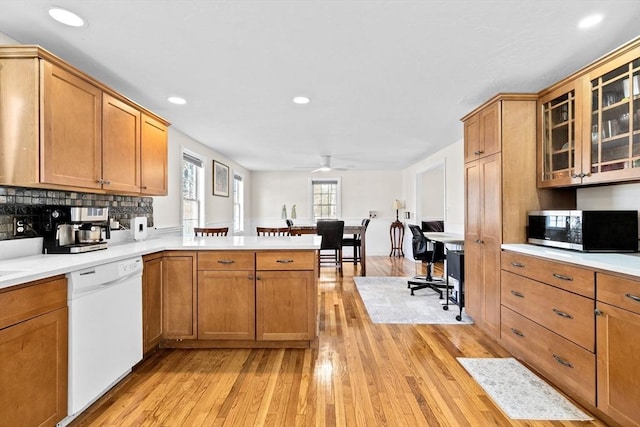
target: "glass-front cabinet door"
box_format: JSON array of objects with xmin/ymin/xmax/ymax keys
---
[
  {"xmin": 538, "ymin": 80, "xmax": 584, "ymax": 187},
  {"xmin": 584, "ymin": 50, "xmax": 640, "ymax": 184}
]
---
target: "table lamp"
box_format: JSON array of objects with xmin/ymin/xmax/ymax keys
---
[{"xmin": 392, "ymin": 200, "xmax": 403, "ymax": 222}]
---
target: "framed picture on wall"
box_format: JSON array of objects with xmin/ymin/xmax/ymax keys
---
[{"xmin": 213, "ymin": 160, "xmax": 229, "ymax": 197}]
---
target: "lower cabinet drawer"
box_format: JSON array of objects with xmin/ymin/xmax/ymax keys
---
[
  {"xmin": 256, "ymin": 251, "xmax": 315, "ymax": 271},
  {"xmin": 198, "ymin": 251, "xmax": 255, "ymax": 271},
  {"xmin": 501, "ymin": 306, "xmax": 596, "ymax": 406},
  {"xmin": 597, "ymin": 272, "xmax": 640, "ymax": 315},
  {"xmin": 501, "ymin": 270, "xmax": 595, "ymax": 351}
]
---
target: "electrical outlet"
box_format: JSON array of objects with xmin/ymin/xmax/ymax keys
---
[
  {"xmin": 13, "ymin": 217, "xmax": 29, "ymax": 237},
  {"xmin": 369, "ymin": 211, "xmax": 377, "ymax": 219}
]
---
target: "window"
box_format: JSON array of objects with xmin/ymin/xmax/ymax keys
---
[
  {"xmin": 233, "ymin": 174, "xmax": 244, "ymax": 232},
  {"xmin": 182, "ymin": 152, "xmax": 204, "ymax": 235},
  {"xmin": 311, "ymin": 178, "xmax": 341, "ymax": 221}
]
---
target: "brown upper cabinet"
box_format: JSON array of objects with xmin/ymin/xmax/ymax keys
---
[
  {"xmin": 0, "ymin": 45, "xmax": 169, "ymax": 195},
  {"xmin": 464, "ymin": 101, "xmax": 500, "ymax": 163},
  {"xmin": 538, "ymin": 38, "xmax": 640, "ymax": 187}
]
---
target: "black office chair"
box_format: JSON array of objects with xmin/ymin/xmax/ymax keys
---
[
  {"xmin": 317, "ymin": 220, "xmax": 344, "ymax": 277},
  {"xmin": 285, "ymin": 219, "xmax": 294, "ymax": 227},
  {"xmin": 407, "ymin": 224, "xmax": 450, "ymax": 298},
  {"xmin": 342, "ymin": 218, "xmax": 370, "ymax": 265}
]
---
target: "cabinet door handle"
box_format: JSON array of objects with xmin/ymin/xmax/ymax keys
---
[
  {"xmin": 510, "ymin": 290, "xmax": 525, "ymax": 298},
  {"xmin": 96, "ymin": 179, "xmax": 104, "ymax": 184},
  {"xmin": 552, "ymin": 308, "xmax": 573, "ymax": 319},
  {"xmin": 141, "ymin": 186, "xmax": 148, "ymax": 190},
  {"xmin": 217, "ymin": 259, "xmax": 235, "ymax": 264},
  {"xmin": 571, "ymin": 173, "xmax": 580, "ymax": 179},
  {"xmin": 625, "ymin": 293, "xmax": 640, "ymax": 303},
  {"xmin": 511, "ymin": 262, "xmax": 525, "ymax": 268},
  {"xmin": 475, "ymin": 239, "xmax": 484, "ymax": 244},
  {"xmin": 510, "ymin": 328, "xmax": 525, "ymax": 337},
  {"xmin": 276, "ymin": 259, "xmax": 294, "ymax": 264},
  {"xmin": 256, "ymin": 275, "xmax": 262, "ymax": 280},
  {"xmin": 473, "ymin": 150, "xmax": 484, "ymax": 155},
  {"xmin": 552, "ymin": 354, "xmax": 574, "ymax": 368},
  {"xmin": 552, "ymin": 273, "xmax": 573, "ymax": 281},
  {"xmin": 247, "ymin": 274, "xmax": 254, "ymax": 280},
  {"xmin": 104, "ymin": 179, "xmax": 111, "ymax": 185}
]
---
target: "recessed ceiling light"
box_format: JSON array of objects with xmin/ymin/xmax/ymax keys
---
[
  {"xmin": 168, "ymin": 96, "xmax": 187, "ymax": 105},
  {"xmin": 48, "ymin": 7, "xmax": 86, "ymax": 27},
  {"xmin": 578, "ymin": 14, "xmax": 603, "ymax": 29},
  {"xmin": 293, "ymin": 96, "xmax": 311, "ymax": 105}
]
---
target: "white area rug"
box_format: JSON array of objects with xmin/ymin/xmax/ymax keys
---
[
  {"xmin": 458, "ymin": 357, "xmax": 592, "ymax": 421},
  {"xmin": 353, "ymin": 276, "xmax": 472, "ymax": 324}
]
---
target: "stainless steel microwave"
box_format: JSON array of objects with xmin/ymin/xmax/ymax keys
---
[{"xmin": 527, "ymin": 210, "xmax": 638, "ymax": 252}]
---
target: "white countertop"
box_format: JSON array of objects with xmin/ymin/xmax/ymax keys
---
[
  {"xmin": 502, "ymin": 243, "xmax": 640, "ymax": 278},
  {"xmin": 0, "ymin": 235, "xmax": 321, "ymax": 290}
]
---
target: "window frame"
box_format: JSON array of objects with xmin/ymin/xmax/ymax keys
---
[
  {"xmin": 181, "ymin": 150, "xmax": 204, "ymax": 236},
  {"xmin": 309, "ymin": 177, "xmax": 342, "ymax": 222},
  {"xmin": 233, "ymin": 173, "xmax": 244, "ymax": 233}
]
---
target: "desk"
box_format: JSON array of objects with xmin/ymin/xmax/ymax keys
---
[
  {"xmin": 424, "ymin": 232, "xmax": 465, "ymax": 321},
  {"xmin": 423, "ymin": 232, "xmax": 464, "ymax": 247},
  {"xmin": 290, "ymin": 225, "xmax": 367, "ymax": 276}
]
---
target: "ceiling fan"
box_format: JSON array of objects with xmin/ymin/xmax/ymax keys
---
[
  {"xmin": 298, "ymin": 155, "xmax": 349, "ymax": 173},
  {"xmin": 297, "ymin": 155, "xmax": 351, "ymax": 173}
]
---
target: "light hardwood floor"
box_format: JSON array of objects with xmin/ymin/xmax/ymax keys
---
[{"xmin": 72, "ymin": 257, "xmax": 606, "ymax": 426}]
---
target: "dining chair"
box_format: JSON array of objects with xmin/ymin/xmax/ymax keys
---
[
  {"xmin": 194, "ymin": 227, "xmax": 229, "ymax": 236},
  {"xmin": 342, "ymin": 218, "xmax": 370, "ymax": 265},
  {"xmin": 317, "ymin": 220, "xmax": 344, "ymax": 277},
  {"xmin": 406, "ymin": 224, "xmax": 450, "ymax": 298},
  {"xmin": 256, "ymin": 226, "xmax": 290, "ymax": 236}
]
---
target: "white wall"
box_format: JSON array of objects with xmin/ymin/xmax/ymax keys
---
[
  {"xmin": 420, "ymin": 166, "xmax": 445, "ymax": 220},
  {"xmin": 153, "ymin": 128, "xmax": 251, "ymax": 233},
  {"xmin": 250, "ymin": 170, "xmax": 402, "ymax": 256},
  {"xmin": 577, "ymin": 182, "xmax": 640, "ymax": 239}
]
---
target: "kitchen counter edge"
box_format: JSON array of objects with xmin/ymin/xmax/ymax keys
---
[
  {"xmin": 0, "ymin": 235, "xmax": 321, "ymax": 290},
  {"xmin": 501, "ymin": 243, "xmax": 640, "ymax": 278}
]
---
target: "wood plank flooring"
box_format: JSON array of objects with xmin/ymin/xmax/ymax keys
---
[{"xmin": 72, "ymin": 257, "xmax": 607, "ymax": 426}]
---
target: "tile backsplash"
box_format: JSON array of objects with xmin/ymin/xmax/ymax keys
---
[{"xmin": 0, "ymin": 186, "xmax": 153, "ymax": 241}]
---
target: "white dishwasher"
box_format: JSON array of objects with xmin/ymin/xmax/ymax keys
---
[{"xmin": 63, "ymin": 256, "xmax": 143, "ymax": 424}]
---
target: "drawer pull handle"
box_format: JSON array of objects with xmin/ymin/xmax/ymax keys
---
[
  {"xmin": 217, "ymin": 260, "xmax": 235, "ymax": 264},
  {"xmin": 510, "ymin": 290, "xmax": 525, "ymax": 298},
  {"xmin": 276, "ymin": 259, "xmax": 294, "ymax": 264},
  {"xmin": 552, "ymin": 354, "xmax": 574, "ymax": 368},
  {"xmin": 511, "ymin": 328, "xmax": 525, "ymax": 337},
  {"xmin": 552, "ymin": 308, "xmax": 573, "ymax": 319},
  {"xmin": 511, "ymin": 262, "xmax": 525, "ymax": 268},
  {"xmin": 552, "ymin": 273, "xmax": 573, "ymax": 281},
  {"xmin": 625, "ymin": 293, "xmax": 640, "ymax": 303}
]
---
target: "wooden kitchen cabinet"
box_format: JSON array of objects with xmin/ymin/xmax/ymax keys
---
[
  {"xmin": 464, "ymin": 153, "xmax": 501, "ymax": 337},
  {"xmin": 102, "ymin": 93, "xmax": 141, "ymax": 193},
  {"xmin": 41, "ymin": 61, "xmax": 103, "ymax": 190},
  {"xmin": 142, "ymin": 253, "xmax": 163, "ymax": 354},
  {"xmin": 463, "ymin": 101, "xmax": 500, "ymax": 162},
  {"xmin": 0, "ymin": 46, "xmax": 169, "ymax": 195},
  {"xmin": 500, "ymin": 251, "xmax": 597, "ymax": 406},
  {"xmin": 256, "ymin": 251, "xmax": 317, "ymax": 341},
  {"xmin": 462, "ymin": 94, "xmax": 574, "ymax": 339},
  {"xmin": 162, "ymin": 251, "xmax": 197, "ymax": 339},
  {"xmin": 0, "ymin": 276, "xmax": 68, "ymax": 427},
  {"xmin": 537, "ymin": 37, "xmax": 640, "ymax": 188},
  {"xmin": 197, "ymin": 252, "xmax": 256, "ymax": 340},
  {"xmin": 596, "ymin": 272, "xmax": 640, "ymax": 427},
  {"xmin": 141, "ymin": 114, "xmax": 169, "ymax": 195}
]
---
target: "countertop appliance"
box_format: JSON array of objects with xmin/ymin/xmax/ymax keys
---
[
  {"xmin": 527, "ymin": 210, "xmax": 638, "ymax": 252},
  {"xmin": 61, "ymin": 257, "xmax": 143, "ymax": 425},
  {"xmin": 43, "ymin": 206, "xmax": 110, "ymax": 254}
]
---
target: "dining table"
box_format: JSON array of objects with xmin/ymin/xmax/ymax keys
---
[{"xmin": 290, "ymin": 224, "xmax": 368, "ymax": 276}]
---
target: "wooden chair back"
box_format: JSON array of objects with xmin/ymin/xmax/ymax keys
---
[
  {"xmin": 194, "ymin": 227, "xmax": 229, "ymax": 236},
  {"xmin": 256, "ymin": 227, "xmax": 290, "ymax": 236}
]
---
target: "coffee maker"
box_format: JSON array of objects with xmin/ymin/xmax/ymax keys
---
[{"xmin": 42, "ymin": 206, "xmax": 110, "ymax": 254}]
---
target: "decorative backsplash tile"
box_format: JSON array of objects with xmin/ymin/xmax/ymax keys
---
[{"xmin": 0, "ymin": 186, "xmax": 153, "ymax": 241}]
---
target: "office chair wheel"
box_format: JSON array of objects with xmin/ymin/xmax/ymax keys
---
[
  {"xmin": 456, "ymin": 315, "xmax": 462, "ymax": 321},
  {"xmin": 443, "ymin": 305, "xmax": 449, "ymax": 311}
]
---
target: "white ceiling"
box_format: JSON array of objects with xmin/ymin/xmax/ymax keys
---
[{"xmin": 1, "ymin": 1, "xmax": 639, "ymax": 171}]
